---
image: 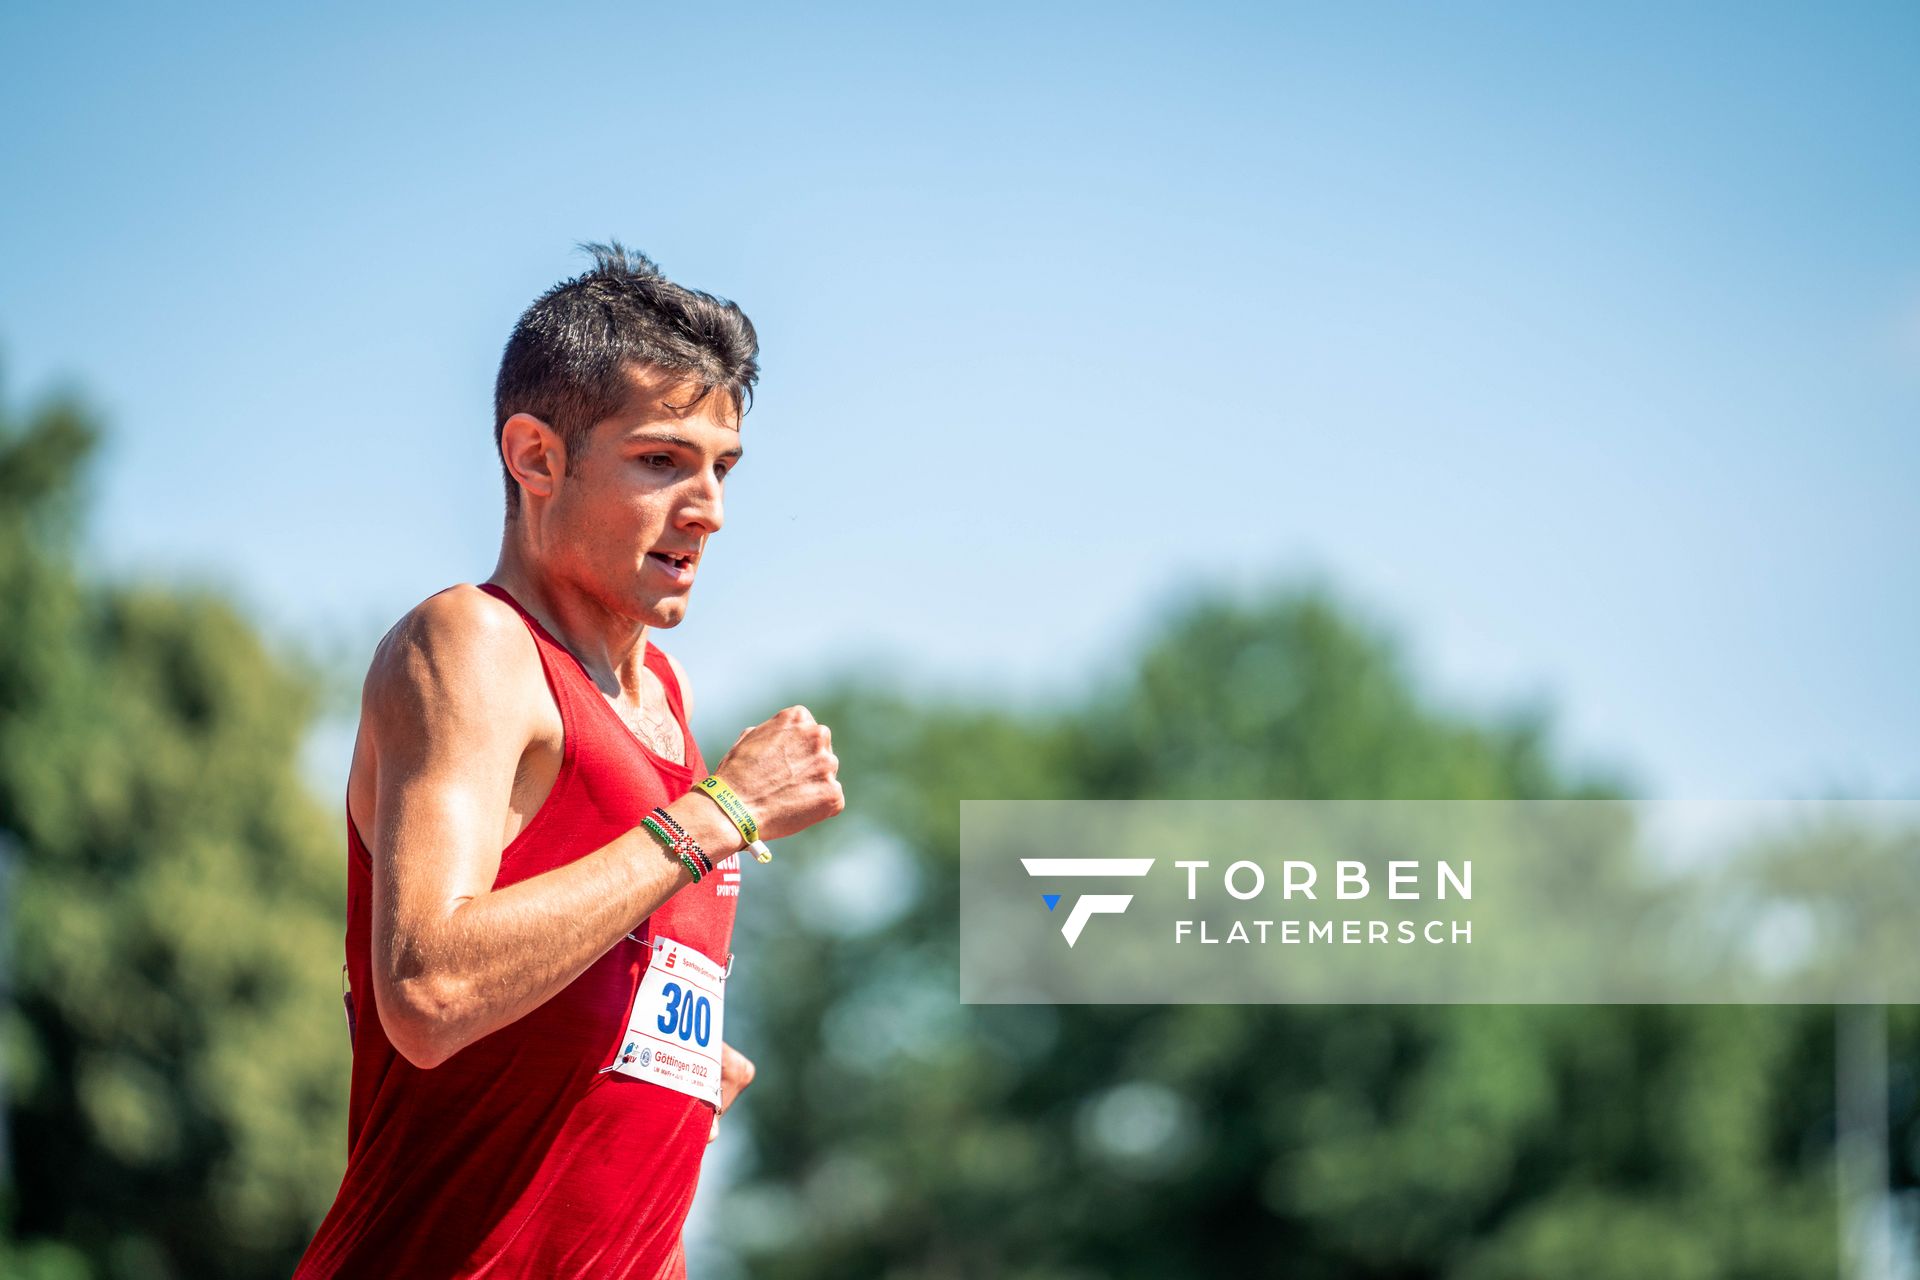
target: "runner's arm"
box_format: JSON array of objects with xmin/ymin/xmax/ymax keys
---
[{"xmin": 365, "ymin": 589, "xmax": 742, "ymax": 1070}]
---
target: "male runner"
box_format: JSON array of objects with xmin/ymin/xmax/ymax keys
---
[{"xmin": 294, "ymin": 243, "xmax": 843, "ymax": 1278}]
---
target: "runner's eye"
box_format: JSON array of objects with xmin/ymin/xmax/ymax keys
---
[{"xmin": 640, "ymin": 454, "xmax": 673, "ymax": 470}]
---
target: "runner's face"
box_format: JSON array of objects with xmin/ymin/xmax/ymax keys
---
[{"xmin": 557, "ymin": 367, "xmax": 741, "ymax": 628}]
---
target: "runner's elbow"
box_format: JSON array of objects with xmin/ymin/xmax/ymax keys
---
[
  {"xmin": 390, "ymin": 1025, "xmax": 454, "ymax": 1070},
  {"xmin": 379, "ymin": 971, "xmax": 476, "ymax": 1069}
]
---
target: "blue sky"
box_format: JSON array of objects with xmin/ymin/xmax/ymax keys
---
[{"xmin": 3, "ymin": 0, "xmax": 1917, "ymax": 805}]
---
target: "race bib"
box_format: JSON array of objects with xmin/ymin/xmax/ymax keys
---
[{"xmin": 609, "ymin": 934, "xmax": 728, "ymax": 1107}]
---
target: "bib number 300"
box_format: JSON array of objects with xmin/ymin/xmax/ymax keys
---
[
  {"xmin": 610, "ymin": 934, "xmax": 726, "ymax": 1108},
  {"xmin": 656, "ymin": 980, "xmax": 713, "ymax": 1046}
]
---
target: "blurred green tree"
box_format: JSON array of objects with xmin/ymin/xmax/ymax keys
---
[
  {"xmin": 723, "ymin": 591, "xmax": 1861, "ymax": 1279},
  {"xmin": 0, "ymin": 370, "xmax": 349, "ymax": 1279}
]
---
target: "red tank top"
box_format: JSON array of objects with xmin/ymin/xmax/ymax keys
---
[{"xmin": 294, "ymin": 582, "xmax": 740, "ymax": 1279}]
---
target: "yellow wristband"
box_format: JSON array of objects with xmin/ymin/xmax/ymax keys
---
[{"xmin": 694, "ymin": 774, "xmax": 760, "ymax": 847}]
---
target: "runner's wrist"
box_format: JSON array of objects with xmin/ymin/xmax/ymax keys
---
[
  {"xmin": 691, "ymin": 774, "xmax": 761, "ymax": 848},
  {"xmin": 663, "ymin": 793, "xmax": 744, "ymax": 862},
  {"xmin": 635, "ymin": 812, "xmax": 702, "ymax": 885}
]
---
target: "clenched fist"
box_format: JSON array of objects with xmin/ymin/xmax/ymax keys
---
[{"xmin": 713, "ymin": 705, "xmax": 845, "ymax": 842}]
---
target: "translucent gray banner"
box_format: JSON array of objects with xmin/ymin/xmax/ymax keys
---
[{"xmin": 958, "ymin": 800, "xmax": 1920, "ymax": 1004}]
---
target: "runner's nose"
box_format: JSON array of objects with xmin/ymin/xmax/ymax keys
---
[{"xmin": 681, "ymin": 468, "xmax": 723, "ymax": 536}]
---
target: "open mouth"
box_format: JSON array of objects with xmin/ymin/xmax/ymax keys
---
[{"xmin": 646, "ymin": 548, "xmax": 699, "ymax": 584}]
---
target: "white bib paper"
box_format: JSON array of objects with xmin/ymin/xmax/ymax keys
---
[{"xmin": 610, "ymin": 934, "xmax": 727, "ymax": 1107}]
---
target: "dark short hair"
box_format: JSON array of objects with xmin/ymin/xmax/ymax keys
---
[{"xmin": 493, "ymin": 241, "xmax": 760, "ymax": 518}]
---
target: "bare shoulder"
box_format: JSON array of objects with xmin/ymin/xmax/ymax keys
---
[{"xmin": 363, "ymin": 583, "xmax": 542, "ymax": 753}]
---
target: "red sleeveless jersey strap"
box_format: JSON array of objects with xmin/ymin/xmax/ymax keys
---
[
  {"xmin": 645, "ymin": 642, "xmax": 690, "ymax": 727},
  {"xmin": 475, "ymin": 581, "xmax": 566, "ymax": 653},
  {"xmin": 477, "ymin": 583, "xmax": 696, "ymax": 781}
]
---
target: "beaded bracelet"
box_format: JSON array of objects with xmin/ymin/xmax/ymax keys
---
[
  {"xmin": 640, "ymin": 820, "xmax": 700, "ymax": 883},
  {"xmin": 647, "ymin": 805, "xmax": 713, "ymax": 876},
  {"xmin": 647, "ymin": 807, "xmax": 713, "ymax": 878},
  {"xmin": 639, "ymin": 813, "xmax": 703, "ymax": 883}
]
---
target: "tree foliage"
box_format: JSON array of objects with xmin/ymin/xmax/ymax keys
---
[
  {"xmin": 722, "ymin": 590, "xmax": 1876, "ymax": 1278},
  {"xmin": 1, "ymin": 372, "xmax": 349, "ymax": 1279}
]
